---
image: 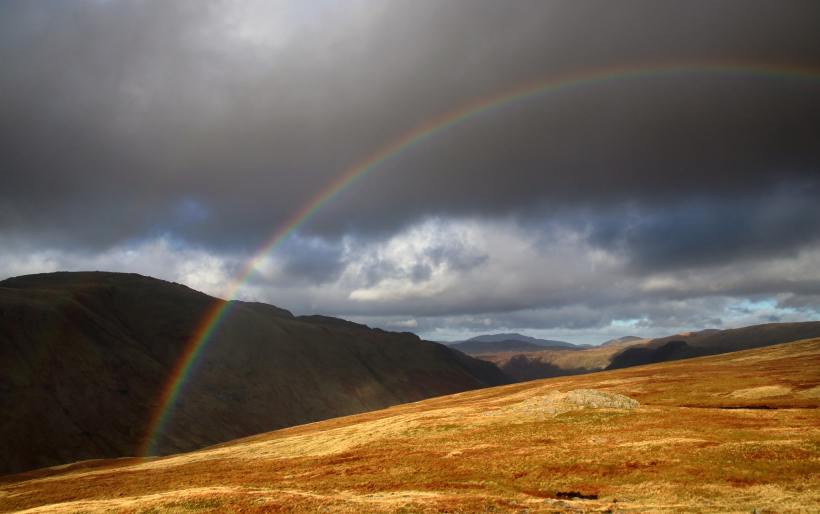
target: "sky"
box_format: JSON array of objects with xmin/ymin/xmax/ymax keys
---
[{"xmin": 1, "ymin": 0, "xmax": 819, "ymax": 345}]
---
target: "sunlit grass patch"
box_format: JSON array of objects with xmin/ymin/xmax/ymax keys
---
[{"xmin": 160, "ymin": 497, "xmax": 223, "ymax": 512}]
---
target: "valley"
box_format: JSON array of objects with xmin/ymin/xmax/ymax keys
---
[
  {"xmin": 2, "ymin": 338, "xmax": 818, "ymax": 513},
  {"xmin": 471, "ymin": 322, "xmax": 820, "ymax": 383}
]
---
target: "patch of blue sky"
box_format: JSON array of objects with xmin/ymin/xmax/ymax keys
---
[
  {"xmin": 723, "ymin": 297, "xmax": 801, "ymax": 319},
  {"xmin": 611, "ymin": 318, "xmax": 646, "ymax": 328}
]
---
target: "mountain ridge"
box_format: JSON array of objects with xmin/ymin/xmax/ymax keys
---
[
  {"xmin": 449, "ymin": 333, "xmax": 575, "ymax": 347},
  {"xmin": 447, "ymin": 339, "xmax": 581, "ymax": 355},
  {"xmin": 600, "ymin": 335, "xmax": 645, "ymax": 348},
  {"xmin": 0, "ymin": 271, "xmax": 512, "ymax": 476}
]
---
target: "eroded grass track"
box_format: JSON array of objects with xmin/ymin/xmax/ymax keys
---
[{"xmin": 2, "ymin": 339, "xmax": 820, "ymax": 514}]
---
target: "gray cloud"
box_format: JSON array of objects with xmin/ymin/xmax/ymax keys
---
[
  {"xmin": 1, "ymin": 1, "xmax": 819, "ymax": 343},
  {"xmin": 267, "ymin": 236, "xmax": 348, "ymax": 286},
  {"xmin": 2, "ymin": 1, "xmax": 819, "ymax": 250},
  {"xmin": 588, "ymin": 182, "xmax": 820, "ymax": 273}
]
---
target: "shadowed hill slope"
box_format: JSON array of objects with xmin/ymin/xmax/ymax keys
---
[
  {"xmin": 0, "ymin": 271, "xmax": 511, "ymax": 477},
  {"xmin": 2, "ymin": 338, "xmax": 818, "ymax": 513},
  {"xmin": 605, "ymin": 340, "xmax": 697, "ymax": 370}
]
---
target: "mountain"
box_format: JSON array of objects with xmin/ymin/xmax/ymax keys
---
[
  {"xmin": 0, "ymin": 271, "xmax": 511, "ymax": 476},
  {"xmin": 462, "ymin": 333, "xmax": 575, "ymax": 347},
  {"xmin": 599, "ymin": 335, "xmax": 645, "ymax": 347},
  {"xmin": 475, "ymin": 321, "xmax": 820, "ymax": 382},
  {"xmin": 3, "ymin": 338, "xmax": 818, "ymax": 513},
  {"xmin": 447, "ymin": 339, "xmax": 580, "ymax": 355}
]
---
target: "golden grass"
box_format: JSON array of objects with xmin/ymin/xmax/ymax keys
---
[{"xmin": 2, "ymin": 339, "xmax": 820, "ymax": 514}]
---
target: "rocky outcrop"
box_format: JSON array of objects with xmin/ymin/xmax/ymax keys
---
[{"xmin": 482, "ymin": 389, "xmax": 639, "ymax": 417}]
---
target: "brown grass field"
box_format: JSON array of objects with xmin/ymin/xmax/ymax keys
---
[{"xmin": 2, "ymin": 338, "xmax": 820, "ymax": 514}]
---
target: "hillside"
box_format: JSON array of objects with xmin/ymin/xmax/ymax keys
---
[
  {"xmin": 0, "ymin": 272, "xmax": 511, "ymax": 477},
  {"xmin": 2, "ymin": 338, "xmax": 818, "ymax": 513}
]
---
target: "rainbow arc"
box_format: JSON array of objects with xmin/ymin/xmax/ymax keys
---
[{"xmin": 139, "ymin": 61, "xmax": 820, "ymax": 457}]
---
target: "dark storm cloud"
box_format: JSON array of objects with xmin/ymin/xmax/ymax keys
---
[
  {"xmin": 589, "ymin": 182, "xmax": 820, "ymax": 273},
  {"xmin": 347, "ymin": 295, "xmax": 741, "ymax": 340},
  {"xmin": 1, "ymin": 0, "xmax": 819, "ymax": 258}
]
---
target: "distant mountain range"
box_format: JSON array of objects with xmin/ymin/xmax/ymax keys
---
[
  {"xmin": 474, "ymin": 322, "xmax": 820, "ymax": 383},
  {"xmin": 600, "ymin": 335, "xmax": 645, "ymax": 348},
  {"xmin": 446, "ymin": 333, "xmax": 575, "ymax": 348},
  {"xmin": 447, "ymin": 339, "xmax": 581, "ymax": 355},
  {"xmin": 0, "ymin": 271, "xmax": 512, "ymax": 476},
  {"xmin": 449, "ymin": 330, "xmax": 724, "ymax": 350}
]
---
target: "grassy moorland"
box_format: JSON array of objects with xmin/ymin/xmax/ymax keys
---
[{"xmin": 2, "ymin": 338, "xmax": 819, "ymax": 514}]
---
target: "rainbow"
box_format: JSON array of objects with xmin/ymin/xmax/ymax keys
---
[{"xmin": 139, "ymin": 61, "xmax": 820, "ymax": 457}]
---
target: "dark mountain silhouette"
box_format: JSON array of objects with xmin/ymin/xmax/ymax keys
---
[
  {"xmin": 0, "ymin": 271, "xmax": 512, "ymax": 477},
  {"xmin": 460, "ymin": 333, "xmax": 575, "ymax": 347},
  {"xmin": 447, "ymin": 339, "xmax": 581, "ymax": 355}
]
